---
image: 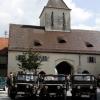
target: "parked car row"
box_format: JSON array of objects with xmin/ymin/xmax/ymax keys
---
[{"xmin": 7, "ymin": 72, "xmax": 97, "ymax": 100}]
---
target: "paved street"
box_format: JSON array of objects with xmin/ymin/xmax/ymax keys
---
[
  {"xmin": 0, "ymin": 88, "xmax": 100, "ymax": 100},
  {"xmin": 0, "ymin": 87, "xmax": 10, "ymax": 100}
]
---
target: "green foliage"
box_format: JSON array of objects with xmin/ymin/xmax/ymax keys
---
[{"xmin": 16, "ymin": 49, "xmax": 42, "ymax": 73}]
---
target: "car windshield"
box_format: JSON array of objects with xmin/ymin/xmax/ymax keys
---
[
  {"xmin": 44, "ymin": 75, "xmax": 66, "ymax": 81},
  {"xmin": 73, "ymin": 75, "xmax": 95, "ymax": 81},
  {"xmin": 17, "ymin": 74, "xmax": 37, "ymax": 81}
]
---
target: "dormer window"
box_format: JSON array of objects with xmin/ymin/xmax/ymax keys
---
[
  {"xmin": 57, "ymin": 37, "xmax": 66, "ymax": 43},
  {"xmin": 34, "ymin": 40, "xmax": 41, "ymax": 46},
  {"xmin": 85, "ymin": 42, "xmax": 93, "ymax": 47}
]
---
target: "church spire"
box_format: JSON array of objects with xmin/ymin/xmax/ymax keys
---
[{"xmin": 46, "ymin": 0, "xmax": 70, "ymax": 9}]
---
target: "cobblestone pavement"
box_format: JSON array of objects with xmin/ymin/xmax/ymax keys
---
[{"xmin": 0, "ymin": 87, "xmax": 100, "ymax": 100}]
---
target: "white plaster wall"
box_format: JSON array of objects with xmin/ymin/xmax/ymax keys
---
[
  {"xmin": 8, "ymin": 51, "xmax": 78, "ymax": 74},
  {"xmin": 80, "ymin": 54, "xmax": 100, "ymax": 76},
  {"xmin": 95, "ymin": 55, "xmax": 100, "ymax": 76},
  {"xmin": 8, "ymin": 51, "xmax": 100, "ymax": 76}
]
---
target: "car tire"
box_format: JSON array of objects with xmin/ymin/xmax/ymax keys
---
[
  {"xmin": 90, "ymin": 93, "xmax": 97, "ymax": 100},
  {"xmin": 72, "ymin": 92, "xmax": 76, "ymax": 100},
  {"xmin": 9, "ymin": 87, "xmax": 16, "ymax": 100}
]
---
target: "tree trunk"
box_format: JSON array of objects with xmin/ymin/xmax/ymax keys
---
[{"xmin": 34, "ymin": 69, "xmax": 37, "ymax": 75}]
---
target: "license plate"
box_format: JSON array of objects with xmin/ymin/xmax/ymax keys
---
[
  {"xmin": 17, "ymin": 92, "xmax": 25, "ymax": 94},
  {"xmin": 81, "ymin": 95, "xmax": 90, "ymax": 98}
]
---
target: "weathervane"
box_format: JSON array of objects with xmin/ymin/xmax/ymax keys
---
[{"xmin": 4, "ymin": 31, "xmax": 8, "ymax": 38}]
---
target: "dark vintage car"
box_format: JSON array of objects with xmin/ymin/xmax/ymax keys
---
[
  {"xmin": 0, "ymin": 77, "xmax": 6, "ymax": 91},
  {"xmin": 38, "ymin": 74, "xmax": 68, "ymax": 99},
  {"xmin": 9, "ymin": 73, "xmax": 38, "ymax": 99},
  {"xmin": 71, "ymin": 74, "xmax": 97, "ymax": 100}
]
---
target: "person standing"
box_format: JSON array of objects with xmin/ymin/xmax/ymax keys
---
[{"xmin": 6, "ymin": 72, "xmax": 16, "ymax": 96}]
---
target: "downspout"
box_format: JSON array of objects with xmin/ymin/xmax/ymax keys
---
[{"xmin": 77, "ymin": 53, "xmax": 82, "ymax": 73}]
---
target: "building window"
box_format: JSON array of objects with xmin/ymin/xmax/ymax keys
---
[
  {"xmin": 16, "ymin": 55, "xmax": 23, "ymax": 60},
  {"xmin": 38, "ymin": 56, "xmax": 48, "ymax": 61},
  {"xmin": 63, "ymin": 13, "xmax": 65, "ymax": 30},
  {"xmin": 51, "ymin": 12, "xmax": 54, "ymax": 27},
  {"xmin": 87, "ymin": 56, "xmax": 96, "ymax": 63},
  {"xmin": 16, "ymin": 55, "xmax": 48, "ymax": 62},
  {"xmin": 0, "ymin": 56, "xmax": 7, "ymax": 64}
]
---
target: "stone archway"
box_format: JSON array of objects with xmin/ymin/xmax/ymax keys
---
[
  {"xmin": 56, "ymin": 61, "xmax": 73, "ymax": 75},
  {"xmin": 82, "ymin": 70, "xmax": 90, "ymax": 74}
]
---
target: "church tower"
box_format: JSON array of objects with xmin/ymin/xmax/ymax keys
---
[{"xmin": 40, "ymin": 0, "xmax": 71, "ymax": 32}]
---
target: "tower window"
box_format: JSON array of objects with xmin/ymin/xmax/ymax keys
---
[
  {"xmin": 51, "ymin": 12, "xmax": 54, "ymax": 27},
  {"xmin": 57, "ymin": 37, "xmax": 66, "ymax": 43},
  {"xmin": 63, "ymin": 13, "xmax": 65, "ymax": 30},
  {"xmin": 85, "ymin": 42, "xmax": 93, "ymax": 47},
  {"xmin": 87, "ymin": 56, "xmax": 96, "ymax": 63},
  {"xmin": 34, "ymin": 40, "xmax": 41, "ymax": 46}
]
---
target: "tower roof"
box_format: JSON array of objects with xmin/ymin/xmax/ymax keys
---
[{"xmin": 46, "ymin": 0, "xmax": 70, "ymax": 9}]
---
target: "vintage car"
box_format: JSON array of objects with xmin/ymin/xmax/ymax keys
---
[
  {"xmin": 0, "ymin": 77, "xmax": 6, "ymax": 91},
  {"xmin": 71, "ymin": 74, "xmax": 97, "ymax": 100},
  {"xmin": 8, "ymin": 72, "xmax": 38, "ymax": 99},
  {"xmin": 38, "ymin": 74, "xmax": 68, "ymax": 99}
]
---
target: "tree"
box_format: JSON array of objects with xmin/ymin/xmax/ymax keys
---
[{"xmin": 16, "ymin": 49, "xmax": 42, "ymax": 74}]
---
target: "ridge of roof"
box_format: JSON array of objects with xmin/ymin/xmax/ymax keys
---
[
  {"xmin": 10, "ymin": 24, "xmax": 100, "ymax": 33},
  {"xmin": 69, "ymin": 29, "xmax": 100, "ymax": 33},
  {"xmin": 21, "ymin": 25, "xmax": 45, "ymax": 29},
  {"xmin": 10, "ymin": 24, "xmax": 45, "ymax": 30},
  {"xmin": 0, "ymin": 37, "xmax": 8, "ymax": 39},
  {"xmin": 72, "ymin": 29, "xmax": 100, "ymax": 32}
]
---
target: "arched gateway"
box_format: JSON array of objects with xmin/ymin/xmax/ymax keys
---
[{"xmin": 56, "ymin": 61, "xmax": 73, "ymax": 75}]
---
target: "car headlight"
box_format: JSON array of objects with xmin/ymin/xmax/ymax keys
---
[
  {"xmin": 15, "ymin": 84, "xmax": 17, "ymax": 88},
  {"xmin": 29, "ymin": 84, "xmax": 33, "ymax": 87},
  {"xmin": 77, "ymin": 86, "xmax": 80, "ymax": 89},
  {"xmin": 90, "ymin": 85, "xmax": 93, "ymax": 89},
  {"xmin": 26, "ymin": 85, "xmax": 29, "ymax": 88},
  {"xmin": 44, "ymin": 86, "xmax": 48, "ymax": 89},
  {"xmin": 57, "ymin": 86, "xmax": 61, "ymax": 89}
]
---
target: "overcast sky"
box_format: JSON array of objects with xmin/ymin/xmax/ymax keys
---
[{"xmin": 0, "ymin": 0, "xmax": 100, "ymax": 37}]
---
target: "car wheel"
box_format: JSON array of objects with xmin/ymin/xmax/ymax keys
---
[
  {"xmin": 72, "ymin": 92, "xmax": 76, "ymax": 100},
  {"xmin": 10, "ymin": 91, "xmax": 16, "ymax": 100},
  {"xmin": 90, "ymin": 93, "xmax": 97, "ymax": 100},
  {"xmin": 9, "ymin": 87, "xmax": 16, "ymax": 100},
  {"xmin": 10, "ymin": 94, "xmax": 16, "ymax": 100}
]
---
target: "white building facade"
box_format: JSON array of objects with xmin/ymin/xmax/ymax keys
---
[
  {"xmin": 8, "ymin": 0, "xmax": 100, "ymax": 76},
  {"xmin": 8, "ymin": 51, "xmax": 100, "ymax": 76}
]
